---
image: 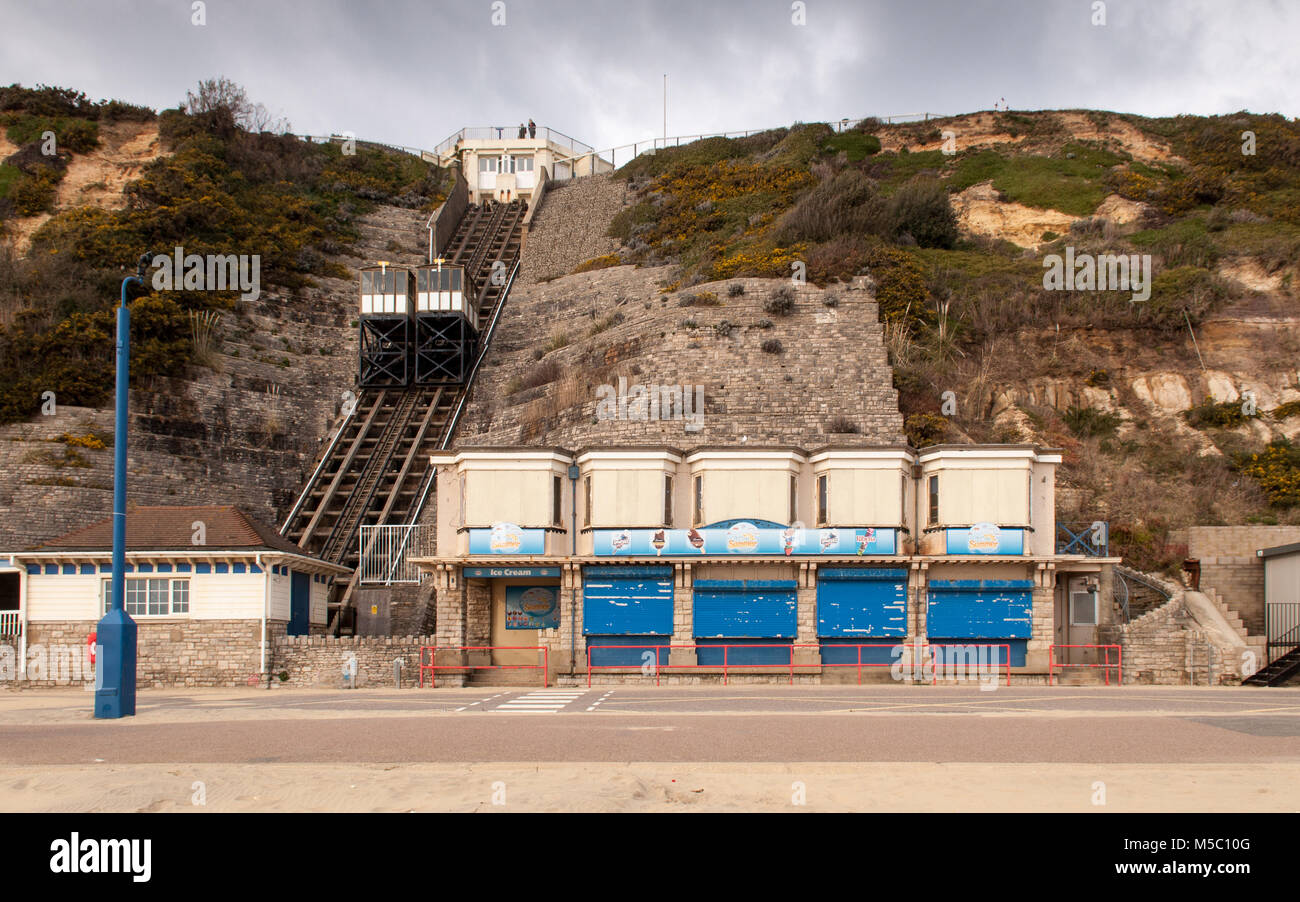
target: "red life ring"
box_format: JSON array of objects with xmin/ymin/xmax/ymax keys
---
[{"xmin": 87, "ymin": 632, "xmax": 97, "ymax": 664}]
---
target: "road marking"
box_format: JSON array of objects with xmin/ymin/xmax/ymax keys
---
[
  {"xmin": 455, "ymin": 692, "xmax": 506, "ymax": 713},
  {"xmin": 586, "ymin": 690, "xmax": 615, "ymax": 712},
  {"xmin": 494, "ymin": 690, "xmax": 588, "ymax": 713}
]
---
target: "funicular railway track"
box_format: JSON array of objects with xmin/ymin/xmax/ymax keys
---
[{"xmin": 280, "ymin": 199, "xmax": 526, "ymax": 630}]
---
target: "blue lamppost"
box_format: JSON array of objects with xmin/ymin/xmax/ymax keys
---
[{"xmin": 94, "ymin": 253, "xmax": 152, "ymax": 719}]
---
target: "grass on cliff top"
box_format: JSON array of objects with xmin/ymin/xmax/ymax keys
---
[{"xmin": 945, "ymin": 143, "xmax": 1127, "ymax": 216}]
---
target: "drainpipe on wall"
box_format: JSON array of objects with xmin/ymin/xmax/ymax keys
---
[
  {"xmin": 16, "ymin": 556, "xmax": 27, "ymax": 679},
  {"xmin": 568, "ymin": 464, "xmax": 579, "ymax": 674},
  {"xmin": 256, "ymin": 553, "xmax": 268, "ymax": 684}
]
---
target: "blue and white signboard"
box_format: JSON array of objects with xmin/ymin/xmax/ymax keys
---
[
  {"xmin": 593, "ymin": 520, "xmax": 896, "ymax": 557},
  {"xmin": 468, "ymin": 522, "xmax": 547, "ymax": 555},
  {"xmin": 944, "ymin": 523, "xmax": 1025, "ymax": 556},
  {"xmin": 465, "ymin": 567, "xmax": 561, "ymax": 579},
  {"xmin": 505, "ymin": 586, "xmax": 560, "ymax": 630}
]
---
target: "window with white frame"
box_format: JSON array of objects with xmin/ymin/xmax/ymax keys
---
[{"xmin": 101, "ymin": 578, "xmax": 191, "ymax": 616}]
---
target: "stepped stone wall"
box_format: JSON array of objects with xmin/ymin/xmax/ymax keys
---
[
  {"xmin": 1104, "ymin": 570, "xmax": 1253, "ymax": 685},
  {"xmin": 457, "ymin": 267, "xmax": 904, "ymax": 448},
  {"xmin": 1172, "ymin": 525, "xmax": 1300, "ymax": 634},
  {"xmin": 521, "ymin": 174, "xmax": 630, "ymax": 285}
]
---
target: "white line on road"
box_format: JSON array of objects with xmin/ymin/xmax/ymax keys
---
[{"xmin": 494, "ymin": 690, "xmax": 588, "ymax": 713}]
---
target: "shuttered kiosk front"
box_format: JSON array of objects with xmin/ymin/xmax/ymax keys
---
[
  {"xmin": 693, "ymin": 579, "xmax": 797, "ymax": 665},
  {"xmin": 817, "ymin": 568, "xmax": 908, "ymax": 665},
  {"xmin": 926, "ymin": 579, "xmax": 1033, "ymax": 669},
  {"xmin": 583, "ymin": 565, "xmax": 674, "ymax": 666}
]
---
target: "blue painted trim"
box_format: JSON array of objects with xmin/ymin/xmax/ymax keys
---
[
  {"xmin": 583, "ymin": 565, "xmax": 673, "ymax": 578},
  {"xmin": 696, "ymin": 639, "xmax": 793, "ymax": 665},
  {"xmin": 176, "ymin": 563, "xmax": 191, "ymax": 573},
  {"xmin": 44, "ymin": 565, "xmax": 58, "ymax": 575},
  {"xmin": 80, "ymin": 564, "xmax": 95, "ymax": 575},
  {"xmin": 26, "ymin": 564, "xmax": 40, "ymax": 575},
  {"xmin": 215, "ymin": 563, "xmax": 229, "ymax": 574},
  {"xmin": 233, "ymin": 563, "xmax": 246, "ymax": 574},
  {"xmin": 136, "ymin": 563, "xmax": 153, "ymax": 573},
  {"xmin": 929, "ymin": 638, "xmax": 1028, "ymax": 668},
  {"xmin": 693, "ymin": 579, "xmax": 798, "ymax": 591},
  {"xmin": 818, "ymin": 567, "xmax": 909, "ymax": 581},
  {"xmin": 586, "ymin": 637, "xmax": 671, "ymax": 667},
  {"xmin": 195, "ymin": 563, "xmax": 212, "ymax": 574},
  {"xmin": 156, "ymin": 563, "xmax": 173, "ymax": 573},
  {"xmin": 249, "ymin": 564, "xmax": 262, "ymax": 574},
  {"xmin": 929, "ymin": 579, "xmax": 1034, "ymax": 590}
]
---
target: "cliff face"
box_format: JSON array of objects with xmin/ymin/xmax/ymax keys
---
[
  {"xmin": 4, "ymin": 105, "xmax": 1299, "ymax": 570},
  {"xmin": 0, "ymin": 203, "xmax": 430, "ymax": 549}
]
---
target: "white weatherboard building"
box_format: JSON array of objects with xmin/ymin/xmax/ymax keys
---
[{"xmin": 0, "ymin": 506, "xmax": 348, "ymax": 686}]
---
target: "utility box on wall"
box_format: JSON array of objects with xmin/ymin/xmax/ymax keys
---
[{"xmin": 355, "ymin": 589, "xmax": 392, "ymax": 637}]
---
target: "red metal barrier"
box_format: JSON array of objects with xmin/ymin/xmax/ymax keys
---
[
  {"xmin": 586, "ymin": 644, "xmax": 813, "ymax": 687},
  {"xmin": 418, "ymin": 645, "xmax": 548, "ymax": 688},
  {"xmin": 1048, "ymin": 644, "xmax": 1122, "ymax": 686},
  {"xmin": 584, "ymin": 642, "xmax": 1010, "ymax": 686},
  {"xmin": 928, "ymin": 643, "xmax": 1012, "ymax": 687}
]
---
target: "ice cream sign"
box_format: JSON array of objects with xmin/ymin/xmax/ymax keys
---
[
  {"xmin": 505, "ymin": 586, "xmax": 560, "ymax": 630},
  {"xmin": 594, "ymin": 521, "xmax": 896, "ymax": 556},
  {"xmin": 944, "ymin": 523, "xmax": 1025, "ymax": 555},
  {"xmin": 468, "ymin": 522, "xmax": 547, "ymax": 555}
]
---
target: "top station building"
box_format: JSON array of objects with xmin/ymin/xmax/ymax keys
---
[{"xmin": 431, "ymin": 125, "xmax": 615, "ymax": 205}]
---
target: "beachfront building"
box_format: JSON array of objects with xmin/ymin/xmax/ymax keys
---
[
  {"xmin": 0, "ymin": 506, "xmax": 349, "ymax": 686},
  {"xmin": 413, "ymin": 444, "xmax": 1118, "ymax": 685}
]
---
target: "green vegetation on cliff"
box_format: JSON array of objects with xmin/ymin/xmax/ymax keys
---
[{"xmin": 0, "ymin": 81, "xmax": 446, "ymax": 425}]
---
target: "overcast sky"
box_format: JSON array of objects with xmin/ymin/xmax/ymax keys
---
[{"xmin": 2, "ymin": 0, "xmax": 1297, "ymax": 153}]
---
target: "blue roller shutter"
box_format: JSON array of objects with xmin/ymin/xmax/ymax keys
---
[
  {"xmin": 693, "ymin": 580, "xmax": 797, "ymax": 638},
  {"xmin": 927, "ymin": 579, "xmax": 1032, "ymax": 666},
  {"xmin": 817, "ymin": 568, "xmax": 908, "ymax": 638},
  {"xmin": 583, "ymin": 566, "xmax": 674, "ymax": 635},
  {"xmin": 927, "ymin": 580, "xmax": 1033, "ymax": 638}
]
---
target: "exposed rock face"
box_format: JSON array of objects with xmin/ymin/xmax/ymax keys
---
[
  {"xmin": 0, "ymin": 204, "xmax": 429, "ymax": 550},
  {"xmin": 1130, "ymin": 373, "xmax": 1193, "ymax": 413}
]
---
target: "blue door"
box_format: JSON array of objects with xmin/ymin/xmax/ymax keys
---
[{"xmin": 289, "ymin": 571, "xmax": 310, "ymax": 636}]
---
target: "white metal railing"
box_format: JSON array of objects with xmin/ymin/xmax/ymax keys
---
[
  {"xmin": 358, "ymin": 524, "xmax": 431, "ymax": 585},
  {"xmin": 301, "ymin": 113, "xmax": 946, "ymax": 181},
  {"xmin": 0, "ymin": 611, "xmax": 21, "ymax": 637},
  {"xmin": 431, "ymin": 126, "xmax": 594, "ymax": 160},
  {"xmin": 548, "ymin": 112, "xmax": 947, "ymax": 179}
]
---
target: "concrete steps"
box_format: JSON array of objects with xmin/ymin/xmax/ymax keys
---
[{"xmin": 1202, "ymin": 586, "xmax": 1267, "ymax": 655}]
